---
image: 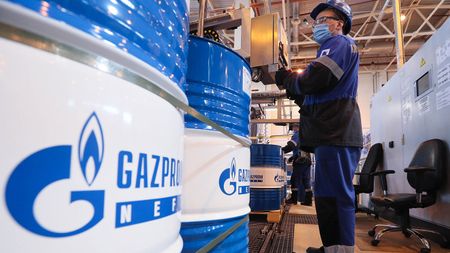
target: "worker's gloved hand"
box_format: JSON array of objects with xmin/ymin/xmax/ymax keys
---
[
  {"xmin": 275, "ymin": 68, "xmax": 291, "ymax": 90},
  {"xmin": 293, "ymin": 94, "xmax": 305, "ymax": 106},
  {"xmin": 287, "ymin": 154, "xmax": 298, "ymax": 163},
  {"xmin": 286, "ymin": 89, "xmax": 305, "ymax": 106},
  {"xmin": 287, "ymin": 156, "xmax": 294, "ymax": 163},
  {"xmin": 282, "ymin": 140, "xmax": 296, "ymax": 153},
  {"xmin": 293, "ymin": 156, "xmax": 312, "ymax": 166}
]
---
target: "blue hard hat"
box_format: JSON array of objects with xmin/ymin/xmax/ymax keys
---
[{"xmin": 310, "ymin": 0, "xmax": 352, "ymax": 35}]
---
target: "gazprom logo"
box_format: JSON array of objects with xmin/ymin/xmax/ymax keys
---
[
  {"xmin": 218, "ymin": 158, "xmax": 250, "ymax": 196},
  {"xmin": 5, "ymin": 112, "xmax": 105, "ymax": 237},
  {"xmin": 274, "ymin": 174, "xmax": 285, "ymax": 183},
  {"xmin": 78, "ymin": 113, "xmax": 104, "ymax": 186},
  {"xmin": 5, "ymin": 112, "xmax": 181, "ymax": 237}
]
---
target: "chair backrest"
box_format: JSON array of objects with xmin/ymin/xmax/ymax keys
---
[
  {"xmin": 358, "ymin": 143, "xmax": 383, "ymax": 193},
  {"xmin": 407, "ymin": 139, "xmax": 447, "ymax": 193}
]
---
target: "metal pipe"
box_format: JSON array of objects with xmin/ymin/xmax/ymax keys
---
[
  {"xmin": 392, "ymin": 0, "xmax": 405, "ymax": 68},
  {"xmin": 290, "ymin": 31, "xmax": 434, "ymax": 45},
  {"xmin": 281, "ymin": 0, "xmax": 287, "ymax": 29},
  {"xmin": 197, "ymin": 0, "xmax": 207, "ymax": 37},
  {"xmin": 364, "ymin": 0, "xmax": 390, "ymax": 49},
  {"xmin": 287, "ymin": 0, "xmax": 292, "ymax": 67},
  {"xmin": 264, "ymin": 0, "xmax": 272, "ymax": 14}
]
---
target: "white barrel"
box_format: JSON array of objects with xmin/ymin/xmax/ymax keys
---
[
  {"xmin": 181, "ymin": 36, "xmax": 251, "ymax": 253},
  {"xmin": 182, "ymin": 129, "xmax": 250, "ymax": 221},
  {"xmin": 0, "ymin": 1, "xmax": 188, "ymax": 252}
]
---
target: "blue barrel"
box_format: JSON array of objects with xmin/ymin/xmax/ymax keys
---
[
  {"xmin": 250, "ymin": 189, "xmax": 283, "ymax": 211},
  {"xmin": 250, "ymin": 144, "xmax": 283, "ymax": 211},
  {"xmin": 180, "ymin": 215, "xmax": 248, "ymax": 253},
  {"xmin": 182, "ymin": 36, "xmax": 251, "ymax": 253},
  {"xmin": 5, "ymin": 0, "xmax": 189, "ymax": 89},
  {"xmin": 250, "ymin": 144, "xmax": 283, "ymax": 167},
  {"xmin": 184, "ymin": 35, "xmax": 251, "ymax": 137}
]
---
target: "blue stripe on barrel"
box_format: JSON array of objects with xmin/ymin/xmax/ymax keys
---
[
  {"xmin": 250, "ymin": 144, "xmax": 282, "ymax": 167},
  {"xmin": 184, "ymin": 36, "xmax": 251, "ymax": 138},
  {"xmin": 7, "ymin": 0, "xmax": 189, "ymax": 89}
]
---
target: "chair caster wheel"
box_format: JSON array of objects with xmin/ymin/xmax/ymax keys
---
[
  {"xmin": 420, "ymin": 248, "xmax": 431, "ymax": 253},
  {"xmin": 368, "ymin": 230, "xmax": 375, "ymax": 237},
  {"xmin": 371, "ymin": 239, "xmax": 379, "ymax": 246}
]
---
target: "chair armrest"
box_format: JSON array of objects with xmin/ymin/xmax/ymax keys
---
[
  {"xmin": 371, "ymin": 170, "xmax": 395, "ymax": 176},
  {"xmin": 371, "ymin": 170, "xmax": 395, "ymax": 195},
  {"xmin": 404, "ymin": 166, "xmax": 434, "ymax": 173},
  {"xmin": 404, "ymin": 166, "xmax": 433, "ymax": 197},
  {"xmin": 355, "ymin": 172, "xmax": 369, "ymax": 175}
]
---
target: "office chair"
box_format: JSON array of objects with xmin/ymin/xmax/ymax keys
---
[
  {"xmin": 368, "ymin": 139, "xmax": 448, "ymax": 253},
  {"xmin": 354, "ymin": 143, "xmax": 383, "ymax": 218}
]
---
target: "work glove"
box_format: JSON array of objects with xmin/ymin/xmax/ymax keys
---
[
  {"xmin": 287, "ymin": 154, "xmax": 298, "ymax": 163},
  {"xmin": 275, "ymin": 68, "xmax": 291, "ymax": 90},
  {"xmin": 286, "ymin": 89, "xmax": 305, "ymax": 106},
  {"xmin": 293, "ymin": 156, "xmax": 312, "ymax": 167},
  {"xmin": 281, "ymin": 141, "xmax": 296, "ymax": 153}
]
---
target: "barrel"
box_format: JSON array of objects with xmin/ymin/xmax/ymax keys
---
[
  {"xmin": 250, "ymin": 144, "xmax": 284, "ymax": 211},
  {"xmin": 0, "ymin": 1, "xmax": 188, "ymax": 252},
  {"xmin": 182, "ymin": 36, "xmax": 251, "ymax": 253}
]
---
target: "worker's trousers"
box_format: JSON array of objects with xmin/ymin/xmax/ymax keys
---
[{"xmin": 313, "ymin": 146, "xmax": 361, "ymax": 253}]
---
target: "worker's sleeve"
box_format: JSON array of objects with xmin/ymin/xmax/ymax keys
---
[
  {"xmin": 282, "ymin": 131, "xmax": 299, "ymax": 153},
  {"xmin": 284, "ymin": 37, "xmax": 349, "ymax": 95},
  {"xmin": 282, "ymin": 140, "xmax": 296, "ymax": 153}
]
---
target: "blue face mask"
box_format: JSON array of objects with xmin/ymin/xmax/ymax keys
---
[{"xmin": 313, "ymin": 24, "xmax": 332, "ymax": 45}]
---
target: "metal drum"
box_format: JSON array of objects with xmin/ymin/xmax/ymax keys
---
[
  {"xmin": 0, "ymin": 1, "xmax": 188, "ymax": 252},
  {"xmin": 250, "ymin": 144, "xmax": 283, "ymax": 211},
  {"xmin": 182, "ymin": 36, "xmax": 251, "ymax": 253}
]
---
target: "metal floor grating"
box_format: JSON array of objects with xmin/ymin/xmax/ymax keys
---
[
  {"xmin": 248, "ymin": 206, "xmax": 319, "ymax": 253},
  {"xmin": 248, "ymin": 221, "xmax": 269, "ymax": 252}
]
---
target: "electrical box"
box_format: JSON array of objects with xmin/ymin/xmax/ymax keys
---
[
  {"xmin": 371, "ymin": 18, "xmax": 450, "ymax": 227},
  {"xmin": 251, "ymin": 13, "xmax": 289, "ymax": 84}
]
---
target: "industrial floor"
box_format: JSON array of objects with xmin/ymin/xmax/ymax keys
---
[{"xmin": 249, "ymin": 204, "xmax": 450, "ymax": 253}]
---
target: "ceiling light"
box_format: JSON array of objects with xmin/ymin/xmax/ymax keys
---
[{"xmin": 400, "ymin": 14, "xmax": 406, "ymax": 21}]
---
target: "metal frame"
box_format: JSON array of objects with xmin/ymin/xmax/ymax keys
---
[{"xmin": 283, "ymin": 1, "xmax": 450, "ymax": 70}]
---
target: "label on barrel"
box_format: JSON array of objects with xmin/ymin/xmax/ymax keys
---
[{"xmin": 0, "ymin": 39, "xmax": 183, "ymax": 252}]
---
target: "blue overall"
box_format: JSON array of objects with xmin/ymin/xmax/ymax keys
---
[
  {"xmin": 288, "ymin": 131, "xmax": 311, "ymax": 202},
  {"xmin": 291, "ymin": 162, "xmax": 311, "ymax": 202},
  {"xmin": 284, "ymin": 34, "xmax": 363, "ymax": 251},
  {"xmin": 314, "ymin": 146, "xmax": 361, "ymax": 247}
]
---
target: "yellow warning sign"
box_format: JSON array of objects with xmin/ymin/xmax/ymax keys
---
[{"xmin": 420, "ymin": 58, "xmax": 426, "ymax": 67}]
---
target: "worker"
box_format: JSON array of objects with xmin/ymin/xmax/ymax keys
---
[
  {"xmin": 282, "ymin": 124, "xmax": 299, "ymax": 204},
  {"xmin": 282, "ymin": 124, "xmax": 312, "ymax": 205},
  {"xmin": 275, "ymin": 1, "xmax": 363, "ymax": 253}
]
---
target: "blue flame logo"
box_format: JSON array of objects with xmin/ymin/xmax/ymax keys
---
[
  {"xmin": 78, "ymin": 112, "xmax": 104, "ymax": 186},
  {"xmin": 5, "ymin": 112, "xmax": 105, "ymax": 237},
  {"xmin": 274, "ymin": 174, "xmax": 284, "ymax": 183},
  {"xmin": 219, "ymin": 158, "xmax": 238, "ymax": 196},
  {"xmin": 230, "ymin": 158, "xmax": 236, "ymax": 181}
]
